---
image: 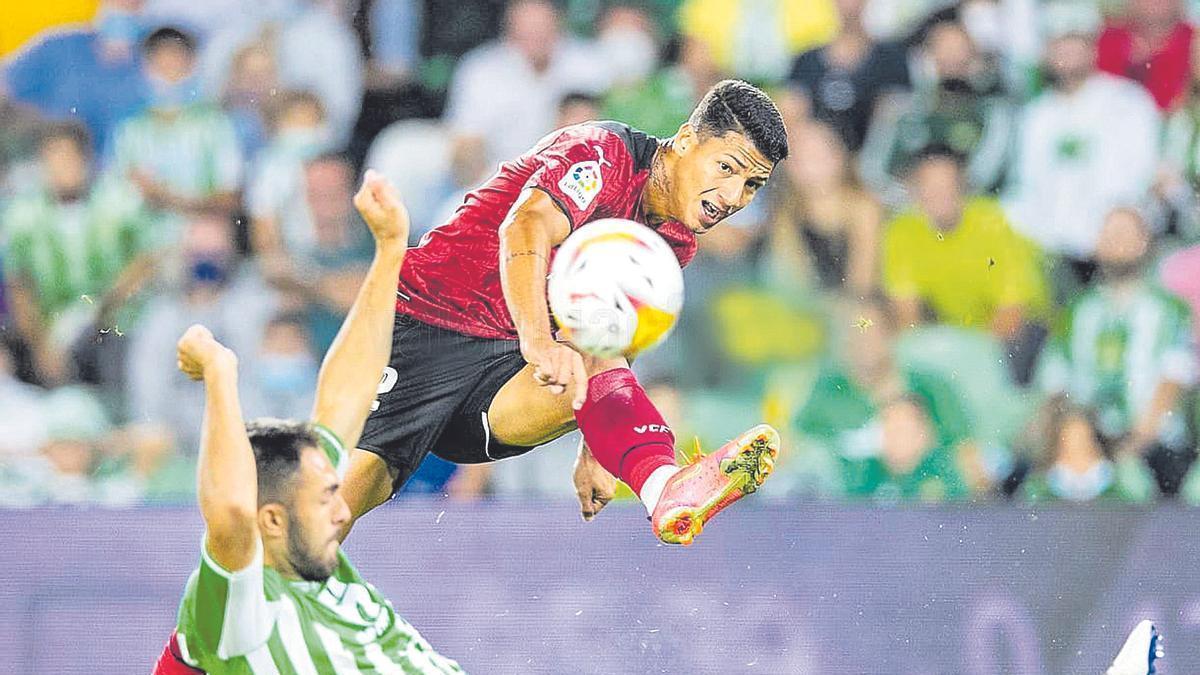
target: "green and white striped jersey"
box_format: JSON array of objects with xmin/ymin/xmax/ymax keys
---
[
  {"xmin": 2, "ymin": 176, "xmax": 151, "ymax": 318},
  {"xmin": 1039, "ymin": 284, "xmax": 1197, "ymax": 446},
  {"xmin": 174, "ymin": 426, "xmax": 464, "ymax": 674}
]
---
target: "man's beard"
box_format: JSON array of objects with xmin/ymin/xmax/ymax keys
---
[{"xmin": 287, "ymin": 520, "xmax": 337, "ymax": 582}]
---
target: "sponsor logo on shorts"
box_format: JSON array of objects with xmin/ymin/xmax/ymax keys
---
[{"xmin": 634, "ymin": 424, "xmax": 671, "ymax": 434}]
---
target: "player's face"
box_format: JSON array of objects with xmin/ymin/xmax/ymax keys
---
[
  {"xmin": 285, "ymin": 449, "xmax": 351, "ymax": 581},
  {"xmin": 673, "ymin": 129, "xmax": 774, "ymax": 234}
]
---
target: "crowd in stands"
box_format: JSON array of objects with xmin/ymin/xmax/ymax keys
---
[{"xmin": 2, "ymin": 0, "xmax": 1199, "ymax": 507}]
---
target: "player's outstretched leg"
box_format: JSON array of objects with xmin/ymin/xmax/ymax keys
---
[{"xmin": 489, "ymin": 362, "xmax": 781, "ymax": 546}]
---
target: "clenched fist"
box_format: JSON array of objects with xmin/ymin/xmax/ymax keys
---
[
  {"xmin": 353, "ymin": 169, "xmax": 410, "ymax": 246},
  {"xmin": 177, "ymin": 324, "xmax": 237, "ymax": 381}
]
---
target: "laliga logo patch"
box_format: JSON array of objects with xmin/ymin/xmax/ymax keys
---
[{"xmin": 559, "ymin": 159, "xmax": 603, "ymax": 210}]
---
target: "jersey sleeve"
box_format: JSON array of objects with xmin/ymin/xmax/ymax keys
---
[
  {"xmin": 312, "ymin": 422, "xmax": 350, "ymax": 479},
  {"xmin": 525, "ymin": 128, "xmax": 633, "ymax": 229},
  {"xmin": 179, "ymin": 535, "xmax": 276, "ymax": 662}
]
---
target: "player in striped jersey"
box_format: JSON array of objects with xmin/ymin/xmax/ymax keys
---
[{"xmin": 153, "ymin": 171, "xmax": 464, "ymax": 674}]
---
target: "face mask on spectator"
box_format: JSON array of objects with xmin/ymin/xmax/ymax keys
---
[
  {"xmin": 599, "ymin": 29, "xmax": 659, "ymax": 87},
  {"xmin": 189, "ymin": 256, "xmax": 231, "ymax": 287},
  {"xmin": 148, "ymin": 74, "xmax": 199, "ymax": 112},
  {"xmin": 278, "ymin": 126, "xmax": 332, "ymax": 158},
  {"xmin": 258, "ymin": 354, "xmax": 317, "ymax": 393}
]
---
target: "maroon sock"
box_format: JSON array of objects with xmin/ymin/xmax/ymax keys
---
[{"xmin": 574, "ymin": 368, "xmax": 677, "ymax": 494}]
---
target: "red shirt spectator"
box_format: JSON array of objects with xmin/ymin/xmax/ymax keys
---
[{"xmin": 1097, "ymin": 0, "xmax": 1195, "ymax": 110}]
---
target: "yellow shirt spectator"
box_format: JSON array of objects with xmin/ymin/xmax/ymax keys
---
[
  {"xmin": 883, "ymin": 197, "xmax": 1049, "ymax": 329},
  {"xmin": 678, "ymin": 0, "xmax": 839, "ymax": 81}
]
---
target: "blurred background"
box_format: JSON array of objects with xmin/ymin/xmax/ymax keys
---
[{"xmin": 2, "ymin": 0, "xmax": 1200, "ymax": 672}]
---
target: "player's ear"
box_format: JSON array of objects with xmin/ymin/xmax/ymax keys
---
[
  {"xmin": 258, "ymin": 503, "xmax": 287, "ymax": 538},
  {"xmin": 673, "ymin": 123, "xmax": 697, "ymax": 156}
]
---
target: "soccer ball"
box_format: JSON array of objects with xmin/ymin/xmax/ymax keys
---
[{"xmin": 548, "ymin": 218, "xmax": 684, "ymax": 359}]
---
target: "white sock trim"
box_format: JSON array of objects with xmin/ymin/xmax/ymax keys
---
[{"xmin": 639, "ymin": 465, "xmax": 679, "ymax": 516}]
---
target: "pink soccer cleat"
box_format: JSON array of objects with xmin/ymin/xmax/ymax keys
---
[{"xmin": 651, "ymin": 424, "xmax": 781, "ymax": 546}]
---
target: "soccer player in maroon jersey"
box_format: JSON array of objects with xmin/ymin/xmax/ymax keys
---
[{"xmin": 347, "ymin": 80, "xmax": 788, "ymax": 545}]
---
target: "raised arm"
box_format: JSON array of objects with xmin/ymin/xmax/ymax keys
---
[
  {"xmin": 499, "ymin": 187, "xmax": 588, "ymax": 409},
  {"xmin": 177, "ymin": 324, "xmax": 258, "ymax": 572},
  {"xmin": 310, "ymin": 170, "xmax": 409, "ymax": 449}
]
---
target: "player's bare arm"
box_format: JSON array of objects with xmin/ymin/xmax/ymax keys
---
[
  {"xmin": 497, "ymin": 187, "xmax": 619, "ymax": 519},
  {"xmin": 177, "ymin": 324, "xmax": 258, "ymax": 573},
  {"xmin": 311, "ymin": 170, "xmax": 409, "ymax": 449},
  {"xmin": 498, "ymin": 187, "xmax": 588, "ymax": 410}
]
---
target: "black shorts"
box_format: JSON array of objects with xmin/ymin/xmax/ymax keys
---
[{"xmin": 358, "ymin": 313, "xmax": 538, "ymax": 493}]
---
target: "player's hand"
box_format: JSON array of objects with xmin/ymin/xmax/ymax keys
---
[
  {"xmin": 176, "ymin": 324, "xmax": 237, "ymax": 381},
  {"xmin": 521, "ymin": 336, "xmax": 588, "ymax": 410},
  {"xmin": 354, "ymin": 169, "xmax": 410, "ymax": 246},
  {"xmin": 573, "ymin": 444, "xmax": 616, "ymax": 522}
]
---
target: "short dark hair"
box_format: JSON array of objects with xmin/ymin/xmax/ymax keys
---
[
  {"xmin": 688, "ymin": 80, "xmax": 789, "ymax": 164},
  {"xmin": 143, "ymin": 26, "xmax": 196, "ymax": 57},
  {"xmin": 39, "ymin": 121, "xmax": 92, "ymax": 157},
  {"xmin": 558, "ymin": 91, "xmax": 600, "ymax": 112},
  {"xmin": 246, "ymin": 418, "xmax": 320, "ymax": 507}
]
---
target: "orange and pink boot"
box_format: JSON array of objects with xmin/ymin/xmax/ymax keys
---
[{"xmin": 650, "ymin": 424, "xmax": 781, "ymax": 545}]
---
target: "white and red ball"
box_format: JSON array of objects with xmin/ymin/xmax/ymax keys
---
[{"xmin": 548, "ymin": 218, "xmax": 684, "ymax": 359}]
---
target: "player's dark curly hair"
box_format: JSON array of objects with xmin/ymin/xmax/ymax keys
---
[
  {"xmin": 688, "ymin": 80, "xmax": 789, "ymax": 164},
  {"xmin": 246, "ymin": 418, "xmax": 320, "ymax": 507}
]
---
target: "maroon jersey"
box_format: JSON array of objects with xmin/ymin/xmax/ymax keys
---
[{"xmin": 396, "ymin": 122, "xmax": 698, "ymax": 340}]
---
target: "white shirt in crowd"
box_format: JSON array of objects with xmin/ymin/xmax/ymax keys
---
[
  {"xmin": 444, "ymin": 39, "xmax": 608, "ymax": 165},
  {"xmin": 1004, "ymin": 73, "xmax": 1161, "ymax": 259}
]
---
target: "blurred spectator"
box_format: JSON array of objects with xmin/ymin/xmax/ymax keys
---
[
  {"xmin": 91, "ymin": 423, "xmax": 195, "ymax": 505},
  {"xmin": 432, "ymin": 92, "xmax": 597, "ymax": 233},
  {"xmin": 882, "ymin": 147, "xmax": 1050, "ymax": 383},
  {"xmin": 1003, "ymin": 4, "xmax": 1161, "ymax": 277},
  {"xmin": 1160, "ymin": 245, "xmax": 1200, "ymax": 337},
  {"xmin": 2, "ymin": 0, "xmax": 149, "ymax": 156},
  {"xmin": 0, "ymin": 342, "xmax": 48, "ymax": 460},
  {"xmin": 602, "ymin": 36, "xmax": 723, "ymax": 138},
  {"xmin": 3, "ymin": 122, "xmax": 155, "ymax": 387},
  {"xmin": 444, "ymin": 0, "xmax": 607, "ymax": 164},
  {"xmin": 1038, "ymin": 208, "xmax": 1197, "ymax": 495},
  {"xmin": 679, "ymin": 0, "xmax": 841, "ymax": 82},
  {"xmin": 246, "ymin": 90, "xmax": 333, "ymax": 261},
  {"xmin": 366, "ymin": 0, "xmax": 423, "ymax": 89},
  {"xmin": 199, "ymin": 0, "xmax": 364, "ymax": 145},
  {"xmin": 241, "ymin": 313, "xmax": 318, "ymax": 420},
  {"xmin": 0, "ymin": 386, "xmax": 110, "ymax": 506},
  {"xmin": 762, "ymin": 120, "xmax": 882, "ymax": 294},
  {"xmin": 794, "ymin": 296, "xmax": 974, "ymax": 464},
  {"xmin": 789, "ymin": 0, "xmax": 912, "ymax": 151},
  {"xmin": 840, "ymin": 394, "xmax": 970, "ymax": 502},
  {"xmin": 220, "ymin": 41, "xmax": 280, "ymax": 157},
  {"xmin": 860, "ymin": 20, "xmax": 1014, "ymax": 207},
  {"xmin": 1020, "ymin": 398, "xmax": 1156, "ymax": 502},
  {"xmin": 427, "ymin": 135, "xmax": 493, "ymax": 238},
  {"xmin": 111, "ymin": 27, "xmax": 242, "ymax": 245},
  {"xmin": 126, "ymin": 212, "xmax": 278, "ymax": 452},
  {"xmin": 1155, "ymin": 37, "xmax": 1200, "ymax": 237},
  {"xmin": 0, "ymin": 94, "xmax": 43, "ymax": 199},
  {"xmin": 1097, "ymin": 0, "xmax": 1194, "ymax": 111},
  {"xmin": 364, "ymin": 119, "xmax": 453, "ymax": 239},
  {"xmin": 142, "ymin": 0, "xmax": 291, "ymax": 39},
  {"xmin": 595, "ymin": 4, "xmax": 661, "ymax": 90},
  {"xmin": 261, "ymin": 153, "xmax": 372, "ymax": 353}
]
